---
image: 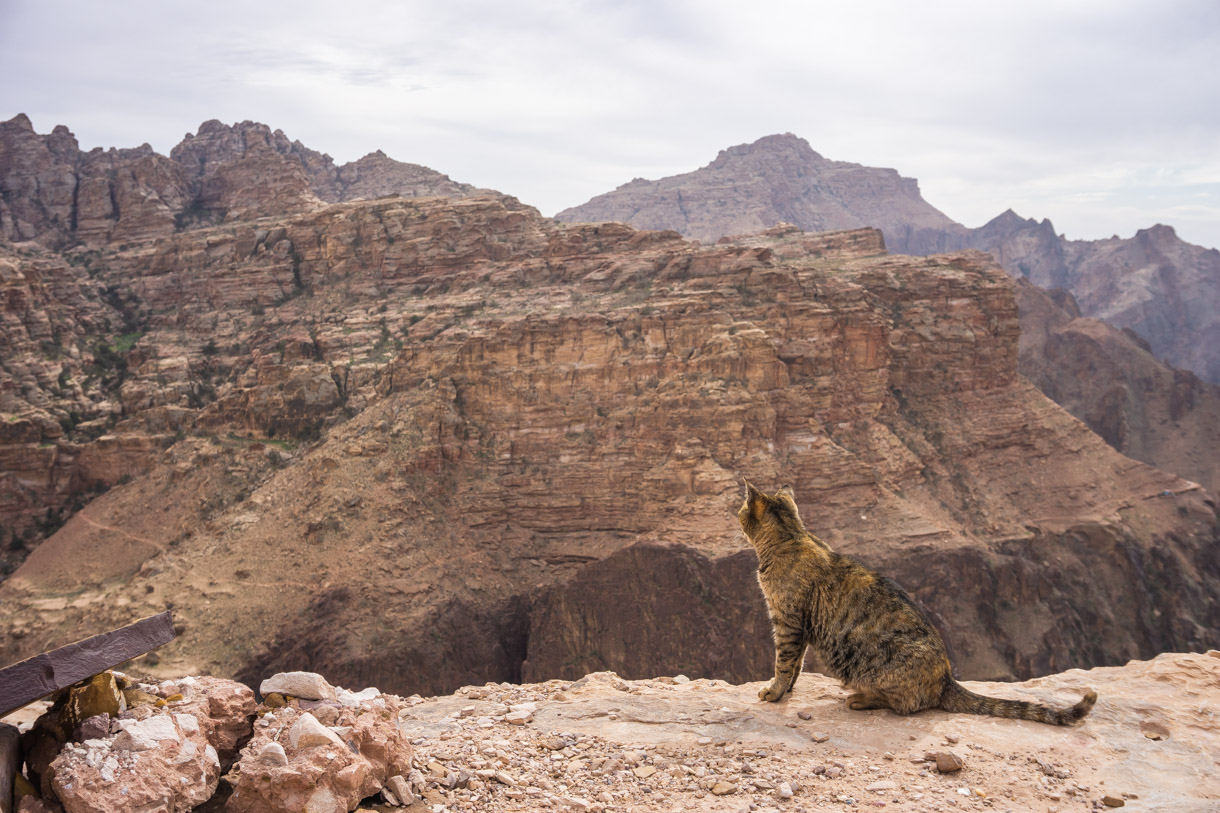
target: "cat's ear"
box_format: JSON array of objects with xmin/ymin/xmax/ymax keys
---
[
  {"xmin": 744, "ymin": 480, "xmax": 762, "ymax": 502},
  {"xmin": 776, "ymin": 485, "xmax": 800, "ymax": 518}
]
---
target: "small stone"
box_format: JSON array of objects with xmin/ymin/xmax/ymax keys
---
[
  {"xmin": 778, "ymin": 782, "xmax": 794, "ymax": 799},
  {"xmin": 633, "ymin": 765, "xmax": 657, "ymax": 779},
  {"xmin": 1102, "ymin": 797, "xmax": 1126, "ymax": 808},
  {"xmin": 76, "ymin": 713, "xmax": 111, "ymax": 741},
  {"xmin": 934, "ymin": 752, "xmax": 965, "ymax": 773},
  {"xmin": 697, "ymin": 736, "xmax": 713, "ymax": 745},
  {"xmin": 812, "ymin": 732, "xmax": 830, "ymax": 743},
  {"xmin": 288, "ymin": 712, "xmax": 345, "ymax": 749},
  {"xmin": 505, "ymin": 710, "xmax": 533, "ymax": 725},
  {"xmin": 543, "ymin": 735, "xmax": 568, "ymax": 750},
  {"xmin": 797, "ymin": 711, "xmax": 812, "ymax": 720},
  {"xmin": 459, "ymin": 705, "xmax": 477, "ymax": 717},
  {"xmin": 957, "ymin": 787, "xmax": 971, "ymax": 797},
  {"xmin": 826, "ymin": 766, "xmax": 843, "ymax": 779},
  {"xmin": 866, "ymin": 780, "xmax": 897, "ymax": 791},
  {"xmin": 711, "ymin": 781, "xmax": 737, "ymax": 796},
  {"xmin": 494, "ymin": 770, "xmax": 517, "ymax": 786},
  {"xmin": 944, "ymin": 734, "xmax": 960, "ymax": 744},
  {"xmin": 260, "ymin": 671, "xmax": 337, "ymax": 701}
]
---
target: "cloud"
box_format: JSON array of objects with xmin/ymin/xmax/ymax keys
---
[{"xmin": 2, "ymin": 0, "xmax": 1217, "ymax": 248}]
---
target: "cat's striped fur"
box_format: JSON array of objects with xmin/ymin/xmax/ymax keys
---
[{"xmin": 738, "ymin": 482, "xmax": 1096, "ymax": 725}]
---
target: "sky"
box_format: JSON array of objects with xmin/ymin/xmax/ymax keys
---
[{"xmin": 3, "ymin": 0, "xmax": 1218, "ymax": 249}]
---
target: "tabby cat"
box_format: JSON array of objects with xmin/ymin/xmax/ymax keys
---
[{"xmin": 738, "ymin": 482, "xmax": 1096, "ymax": 725}]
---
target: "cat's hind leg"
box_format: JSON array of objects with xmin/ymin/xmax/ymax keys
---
[{"xmin": 845, "ymin": 691, "xmax": 891, "ymax": 711}]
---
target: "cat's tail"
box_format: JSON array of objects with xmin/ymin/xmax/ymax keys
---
[{"xmin": 938, "ymin": 679, "xmax": 1096, "ymax": 726}]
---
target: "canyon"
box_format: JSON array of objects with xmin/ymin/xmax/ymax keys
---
[
  {"xmin": 556, "ymin": 133, "xmax": 1220, "ymax": 496},
  {"xmin": 0, "ymin": 117, "xmax": 1218, "ymax": 707}
]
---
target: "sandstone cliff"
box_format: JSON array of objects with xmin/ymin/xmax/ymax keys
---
[
  {"xmin": 0, "ymin": 115, "xmax": 496, "ymax": 249},
  {"xmin": 1016, "ymin": 280, "xmax": 1220, "ymax": 496},
  {"xmin": 0, "ymin": 189, "xmax": 1215, "ymax": 698},
  {"xmin": 555, "ymin": 137, "xmax": 1220, "ymax": 489}
]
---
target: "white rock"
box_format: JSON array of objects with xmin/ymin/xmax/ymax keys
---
[
  {"xmin": 289, "ymin": 712, "xmax": 345, "ymax": 749},
  {"xmin": 504, "ymin": 710, "xmax": 533, "ymax": 725},
  {"xmin": 260, "ymin": 671, "xmax": 338, "ymax": 701},
  {"xmin": 112, "ymin": 715, "xmax": 180, "ymax": 751},
  {"xmin": 778, "ymin": 782, "xmax": 794, "ymax": 798},
  {"xmin": 336, "ymin": 686, "xmax": 381, "ymax": 706},
  {"xmin": 173, "ymin": 713, "xmax": 200, "ymax": 736},
  {"xmin": 252, "ymin": 742, "xmax": 289, "ymax": 766},
  {"xmin": 867, "ymin": 780, "xmax": 897, "ymax": 791}
]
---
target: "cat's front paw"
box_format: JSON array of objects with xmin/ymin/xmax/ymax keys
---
[{"xmin": 758, "ymin": 684, "xmax": 786, "ymax": 702}]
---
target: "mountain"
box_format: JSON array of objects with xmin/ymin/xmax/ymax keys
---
[
  {"xmin": 0, "ymin": 124, "xmax": 1216, "ymax": 697},
  {"xmin": 556, "ymin": 134, "xmax": 1220, "ymax": 492},
  {"xmin": 965, "ymin": 211, "xmax": 1220, "ymax": 385},
  {"xmin": 0, "ymin": 114, "xmax": 501, "ymax": 249},
  {"xmin": 556, "ymin": 133, "xmax": 967, "ymax": 254}
]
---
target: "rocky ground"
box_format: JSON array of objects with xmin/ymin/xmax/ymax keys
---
[{"xmin": 5, "ymin": 651, "xmax": 1218, "ymax": 812}]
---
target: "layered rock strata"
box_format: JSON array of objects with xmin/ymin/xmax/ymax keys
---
[
  {"xmin": 0, "ymin": 196, "xmax": 1215, "ymax": 697},
  {"xmin": 556, "ymin": 135, "xmax": 1220, "ymax": 479},
  {"xmin": 0, "ymin": 115, "xmax": 495, "ymax": 249}
]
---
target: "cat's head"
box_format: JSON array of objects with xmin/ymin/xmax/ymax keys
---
[{"xmin": 738, "ymin": 481, "xmax": 802, "ymax": 543}]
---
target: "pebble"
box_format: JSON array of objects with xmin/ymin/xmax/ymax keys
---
[
  {"xmin": 633, "ymin": 765, "xmax": 657, "ymax": 779},
  {"xmin": 934, "ymin": 752, "xmax": 965, "ymax": 773},
  {"xmin": 778, "ymin": 782, "xmax": 794, "ymax": 799},
  {"xmin": 866, "ymin": 780, "xmax": 897, "ymax": 791},
  {"xmin": 811, "ymin": 732, "xmax": 830, "ymax": 743},
  {"xmin": 1101, "ymin": 796, "xmax": 1126, "ymax": 808},
  {"xmin": 504, "ymin": 710, "xmax": 533, "ymax": 725},
  {"xmin": 797, "ymin": 711, "xmax": 812, "ymax": 720},
  {"xmin": 711, "ymin": 781, "xmax": 737, "ymax": 796}
]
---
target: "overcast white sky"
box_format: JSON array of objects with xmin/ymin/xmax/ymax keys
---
[{"xmin": 3, "ymin": 0, "xmax": 1218, "ymax": 248}]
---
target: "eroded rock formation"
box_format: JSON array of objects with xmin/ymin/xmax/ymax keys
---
[
  {"xmin": 555, "ymin": 135, "xmax": 1220, "ymax": 483},
  {"xmin": 0, "ymin": 186, "xmax": 1215, "ymax": 697}
]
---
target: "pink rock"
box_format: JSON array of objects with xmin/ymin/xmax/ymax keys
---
[
  {"xmin": 225, "ymin": 691, "xmax": 412, "ymax": 813},
  {"xmin": 38, "ymin": 676, "xmax": 253, "ymax": 813}
]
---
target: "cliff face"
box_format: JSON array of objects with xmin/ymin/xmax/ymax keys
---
[
  {"xmin": 555, "ymin": 138, "xmax": 1220, "ymax": 491},
  {"xmin": 0, "ymin": 178, "xmax": 1215, "ymax": 698},
  {"xmin": 970, "ymin": 212, "xmax": 1220, "ymax": 386},
  {"xmin": 556, "ymin": 134, "xmax": 967, "ymax": 254},
  {"xmin": 0, "ymin": 115, "xmax": 494, "ymax": 249},
  {"xmin": 1016, "ymin": 280, "xmax": 1220, "ymax": 496}
]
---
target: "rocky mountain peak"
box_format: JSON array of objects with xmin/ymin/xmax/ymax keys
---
[
  {"xmin": 1134, "ymin": 223, "xmax": 1180, "ymax": 246},
  {"xmin": 557, "ymin": 132, "xmax": 962, "ymax": 252},
  {"xmin": 706, "ymin": 132, "xmax": 824, "ymax": 169},
  {"xmin": 4, "ymin": 112, "xmax": 34, "ymax": 132}
]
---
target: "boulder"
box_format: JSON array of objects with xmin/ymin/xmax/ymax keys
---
[
  {"xmin": 24, "ymin": 674, "xmax": 253, "ymax": 813},
  {"xmin": 259, "ymin": 672, "xmax": 337, "ymax": 702},
  {"xmin": 225, "ymin": 689, "xmax": 411, "ymax": 813}
]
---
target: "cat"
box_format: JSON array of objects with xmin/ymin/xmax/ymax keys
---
[{"xmin": 738, "ymin": 482, "xmax": 1096, "ymax": 725}]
